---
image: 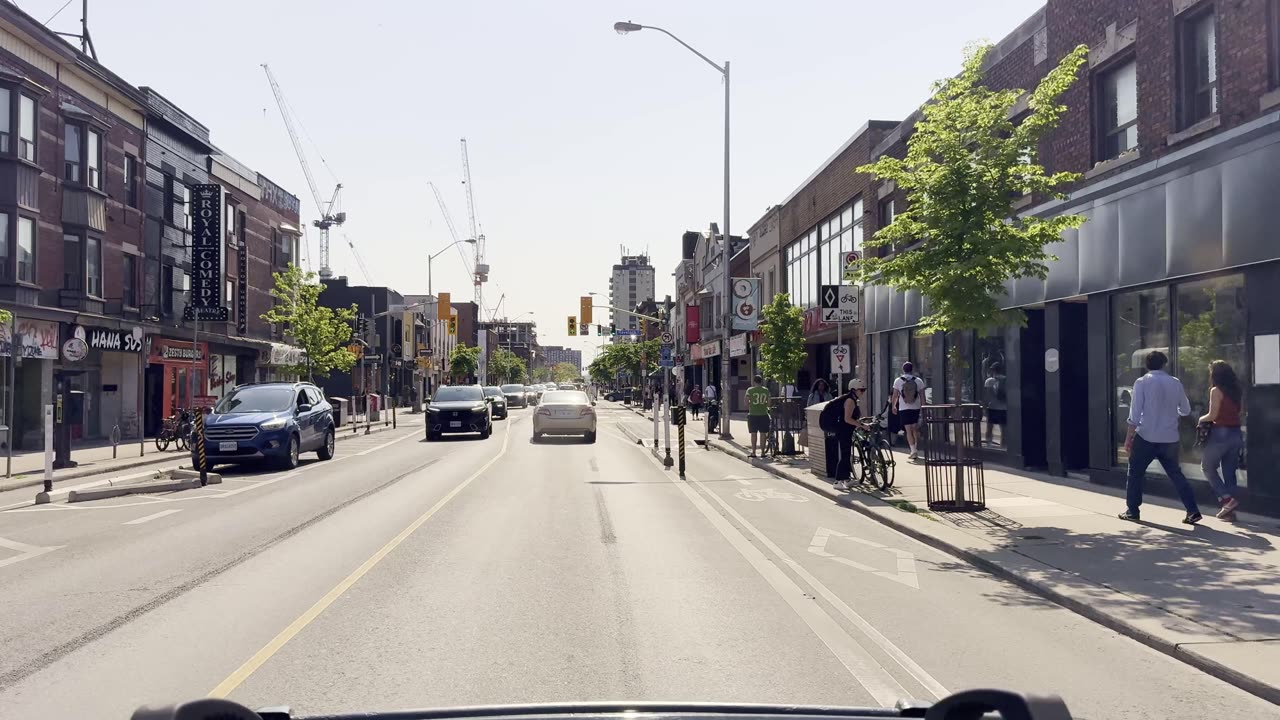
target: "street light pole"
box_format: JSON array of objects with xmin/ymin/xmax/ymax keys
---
[{"xmin": 613, "ymin": 20, "xmax": 731, "ymax": 441}]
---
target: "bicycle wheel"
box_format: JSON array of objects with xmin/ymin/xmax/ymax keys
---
[
  {"xmin": 852, "ymin": 437, "xmax": 873, "ymax": 485},
  {"xmin": 176, "ymin": 423, "xmax": 192, "ymax": 451},
  {"xmin": 155, "ymin": 433, "xmax": 170, "ymax": 452},
  {"xmin": 874, "ymin": 437, "xmax": 896, "ymax": 490}
]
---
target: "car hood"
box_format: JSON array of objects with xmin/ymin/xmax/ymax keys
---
[
  {"xmin": 206, "ymin": 411, "xmax": 288, "ymax": 426},
  {"xmin": 430, "ymin": 401, "xmax": 487, "ymax": 411}
]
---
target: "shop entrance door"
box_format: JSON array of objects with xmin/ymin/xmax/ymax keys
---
[{"xmin": 1058, "ymin": 302, "xmax": 1090, "ymax": 471}]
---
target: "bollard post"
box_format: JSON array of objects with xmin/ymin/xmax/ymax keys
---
[
  {"xmin": 111, "ymin": 423, "xmax": 120, "ymax": 459},
  {"xmin": 675, "ymin": 406, "xmax": 686, "ymax": 478},
  {"xmin": 195, "ymin": 410, "xmax": 208, "ymax": 487},
  {"xmin": 662, "ymin": 369, "xmax": 673, "ymax": 468},
  {"xmin": 34, "ymin": 404, "xmax": 53, "ymax": 503}
]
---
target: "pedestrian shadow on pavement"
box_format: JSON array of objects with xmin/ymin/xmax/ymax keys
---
[{"xmin": 957, "ymin": 523, "xmax": 1280, "ymax": 639}]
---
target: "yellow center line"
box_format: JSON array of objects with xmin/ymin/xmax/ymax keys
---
[{"xmin": 207, "ymin": 418, "xmax": 512, "ymax": 698}]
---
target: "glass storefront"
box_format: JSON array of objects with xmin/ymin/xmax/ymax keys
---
[
  {"xmin": 1110, "ymin": 275, "xmax": 1246, "ymax": 483},
  {"xmin": 888, "ymin": 329, "xmax": 909, "ymax": 396},
  {"xmin": 943, "ymin": 329, "xmax": 1007, "ymax": 450},
  {"xmin": 912, "ymin": 330, "xmax": 935, "ymax": 404}
]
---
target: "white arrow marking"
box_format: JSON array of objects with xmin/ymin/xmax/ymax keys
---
[
  {"xmin": 808, "ymin": 526, "xmax": 919, "ymax": 589},
  {"xmin": 0, "ymin": 535, "xmax": 63, "ymax": 569}
]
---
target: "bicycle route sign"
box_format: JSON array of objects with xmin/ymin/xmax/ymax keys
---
[
  {"xmin": 830, "ymin": 344, "xmax": 851, "ymax": 374},
  {"xmin": 820, "ymin": 284, "xmax": 859, "ymax": 324}
]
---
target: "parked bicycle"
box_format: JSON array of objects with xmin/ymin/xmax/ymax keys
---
[
  {"xmin": 853, "ymin": 412, "xmax": 896, "ymax": 491},
  {"xmin": 155, "ymin": 408, "xmax": 196, "ymax": 452}
]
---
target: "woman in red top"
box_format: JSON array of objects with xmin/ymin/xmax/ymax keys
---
[{"xmin": 1198, "ymin": 360, "xmax": 1244, "ymax": 520}]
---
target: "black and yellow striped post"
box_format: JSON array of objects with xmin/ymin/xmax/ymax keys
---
[
  {"xmin": 194, "ymin": 409, "xmax": 208, "ymax": 486},
  {"xmin": 674, "ymin": 406, "xmax": 686, "ymax": 478}
]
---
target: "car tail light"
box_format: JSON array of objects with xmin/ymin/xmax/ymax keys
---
[
  {"xmin": 537, "ymin": 407, "xmax": 552, "ymax": 416},
  {"xmin": 579, "ymin": 407, "xmax": 593, "ymax": 416}
]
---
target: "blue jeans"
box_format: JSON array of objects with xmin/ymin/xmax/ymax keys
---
[
  {"xmin": 1126, "ymin": 435, "xmax": 1200, "ymax": 516},
  {"xmin": 1200, "ymin": 426, "xmax": 1244, "ymax": 501}
]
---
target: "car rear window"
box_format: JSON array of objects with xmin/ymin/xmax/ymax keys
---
[
  {"xmin": 483, "ymin": 386, "xmax": 502, "ymax": 396},
  {"xmin": 501, "ymin": 385, "xmax": 524, "ymax": 393},
  {"xmin": 542, "ymin": 391, "xmax": 588, "ymax": 405}
]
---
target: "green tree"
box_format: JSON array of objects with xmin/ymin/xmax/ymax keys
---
[
  {"xmin": 259, "ymin": 264, "xmax": 358, "ymax": 381},
  {"xmin": 488, "ymin": 347, "xmax": 527, "ymax": 384},
  {"xmin": 758, "ymin": 293, "xmax": 806, "ymax": 387},
  {"xmin": 587, "ymin": 357, "xmax": 611, "ymax": 387},
  {"xmin": 589, "ymin": 340, "xmax": 658, "ymax": 385},
  {"xmin": 852, "ymin": 42, "xmax": 1089, "ymax": 334},
  {"xmin": 532, "ymin": 366, "xmax": 553, "ymax": 383},
  {"xmin": 552, "ymin": 362, "xmax": 580, "ymax": 384},
  {"xmin": 449, "ymin": 345, "xmax": 482, "ymax": 382}
]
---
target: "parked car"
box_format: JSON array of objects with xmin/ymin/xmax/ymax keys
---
[
  {"xmin": 533, "ymin": 390, "xmax": 597, "ymax": 443},
  {"xmin": 195, "ymin": 382, "xmax": 336, "ymax": 470},
  {"xmin": 501, "ymin": 383, "xmax": 528, "ymax": 409},
  {"xmin": 427, "ymin": 385, "xmax": 492, "ymax": 440},
  {"xmin": 483, "ymin": 386, "xmax": 508, "ymax": 419}
]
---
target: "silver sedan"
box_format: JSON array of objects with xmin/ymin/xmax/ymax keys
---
[{"xmin": 532, "ymin": 390, "xmax": 596, "ymax": 443}]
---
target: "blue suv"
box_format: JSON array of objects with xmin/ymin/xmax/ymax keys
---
[{"xmin": 194, "ymin": 382, "xmax": 336, "ymax": 470}]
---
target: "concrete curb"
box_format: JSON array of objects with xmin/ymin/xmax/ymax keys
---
[
  {"xmin": 700, "ymin": 437, "xmax": 1280, "ymax": 705},
  {"xmin": 1, "ymin": 418, "xmax": 416, "ymax": 496}
]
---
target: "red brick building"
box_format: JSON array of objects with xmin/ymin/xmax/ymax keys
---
[{"xmin": 763, "ymin": 0, "xmax": 1280, "ymax": 512}]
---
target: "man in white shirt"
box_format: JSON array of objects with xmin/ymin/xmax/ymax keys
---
[
  {"xmin": 703, "ymin": 384, "xmax": 717, "ymax": 402},
  {"xmin": 890, "ymin": 362, "xmax": 927, "ymax": 460}
]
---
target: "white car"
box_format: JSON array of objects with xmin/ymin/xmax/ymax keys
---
[{"xmin": 533, "ymin": 390, "xmax": 596, "ymax": 443}]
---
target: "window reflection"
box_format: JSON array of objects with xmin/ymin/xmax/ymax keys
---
[
  {"xmin": 1174, "ymin": 276, "xmax": 1246, "ymax": 483},
  {"xmin": 1112, "ymin": 286, "xmax": 1170, "ymax": 466}
]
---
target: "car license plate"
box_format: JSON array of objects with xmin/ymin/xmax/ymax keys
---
[
  {"xmin": 555, "ymin": 410, "xmax": 575, "ymax": 418},
  {"xmin": 449, "ymin": 421, "xmax": 462, "ymax": 428},
  {"xmin": 218, "ymin": 441, "xmax": 238, "ymax": 452}
]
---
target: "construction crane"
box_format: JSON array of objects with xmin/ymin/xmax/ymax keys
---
[
  {"xmin": 460, "ymin": 138, "xmax": 489, "ymax": 313},
  {"xmin": 427, "ymin": 181, "xmax": 475, "ymax": 277},
  {"xmin": 262, "ymin": 64, "xmax": 346, "ymax": 279}
]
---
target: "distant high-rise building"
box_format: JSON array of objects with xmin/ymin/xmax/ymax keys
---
[
  {"xmin": 541, "ymin": 345, "xmax": 583, "ymax": 372},
  {"xmin": 610, "ymin": 254, "xmax": 655, "ymax": 333}
]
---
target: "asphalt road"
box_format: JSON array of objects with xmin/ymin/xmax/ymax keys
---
[{"xmin": 0, "ymin": 403, "xmax": 1272, "ymax": 719}]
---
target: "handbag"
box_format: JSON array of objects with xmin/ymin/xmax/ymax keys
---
[{"xmin": 1194, "ymin": 421, "xmax": 1212, "ymax": 447}]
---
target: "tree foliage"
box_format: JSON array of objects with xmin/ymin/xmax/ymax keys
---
[
  {"xmin": 449, "ymin": 345, "xmax": 482, "ymax": 381},
  {"xmin": 488, "ymin": 347, "xmax": 527, "ymax": 384},
  {"xmin": 588, "ymin": 340, "xmax": 659, "ymax": 385},
  {"xmin": 758, "ymin": 293, "xmax": 807, "ymax": 385},
  {"xmin": 532, "ymin": 366, "xmax": 553, "ymax": 383},
  {"xmin": 259, "ymin": 264, "xmax": 358, "ymax": 381},
  {"xmin": 852, "ymin": 42, "xmax": 1089, "ymax": 334},
  {"xmin": 552, "ymin": 362, "xmax": 581, "ymax": 384}
]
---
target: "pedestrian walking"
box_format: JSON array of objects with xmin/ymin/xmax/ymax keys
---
[
  {"xmin": 1120, "ymin": 351, "xmax": 1202, "ymax": 524},
  {"xmin": 1198, "ymin": 360, "xmax": 1244, "ymax": 521},
  {"xmin": 806, "ymin": 378, "xmax": 833, "ymax": 407},
  {"xmin": 746, "ymin": 375, "xmax": 771, "ymax": 458},
  {"xmin": 889, "ymin": 362, "xmax": 927, "ymax": 460},
  {"xmin": 834, "ymin": 379, "xmax": 869, "ymax": 491},
  {"xmin": 688, "ymin": 385, "xmax": 703, "ymax": 419}
]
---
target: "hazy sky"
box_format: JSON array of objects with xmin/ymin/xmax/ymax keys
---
[{"xmin": 31, "ymin": 0, "xmax": 1043, "ymax": 361}]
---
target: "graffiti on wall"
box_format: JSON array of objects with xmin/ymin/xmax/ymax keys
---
[{"xmin": 0, "ymin": 319, "xmax": 61, "ymax": 359}]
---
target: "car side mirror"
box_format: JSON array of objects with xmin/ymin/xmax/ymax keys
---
[
  {"xmin": 591, "ymin": 400, "xmax": 597, "ymax": 406},
  {"xmin": 297, "ymin": 403, "xmax": 313, "ymax": 413}
]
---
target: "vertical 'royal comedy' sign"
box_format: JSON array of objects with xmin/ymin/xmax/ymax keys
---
[{"xmin": 184, "ymin": 184, "xmax": 229, "ymax": 322}]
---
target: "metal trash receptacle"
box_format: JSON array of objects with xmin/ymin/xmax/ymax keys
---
[
  {"xmin": 921, "ymin": 404, "xmax": 986, "ymax": 511},
  {"xmin": 328, "ymin": 398, "xmax": 348, "ymax": 427}
]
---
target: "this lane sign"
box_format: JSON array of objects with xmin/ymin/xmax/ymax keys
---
[{"xmin": 820, "ymin": 284, "xmax": 859, "ymax": 324}]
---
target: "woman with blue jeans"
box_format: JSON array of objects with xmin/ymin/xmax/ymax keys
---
[{"xmin": 1198, "ymin": 360, "xmax": 1244, "ymax": 521}]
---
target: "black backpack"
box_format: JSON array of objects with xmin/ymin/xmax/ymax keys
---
[{"xmin": 819, "ymin": 395, "xmax": 848, "ymax": 432}]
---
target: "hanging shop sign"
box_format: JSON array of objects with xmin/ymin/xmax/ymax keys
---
[
  {"xmin": 699, "ymin": 339, "xmax": 722, "ymax": 359},
  {"xmin": 729, "ymin": 333, "xmax": 748, "ymax": 358},
  {"xmin": 62, "ymin": 337, "xmax": 88, "ymax": 362},
  {"xmin": 731, "ymin": 278, "xmax": 761, "ymax": 331},
  {"xmin": 259, "ymin": 342, "xmax": 306, "ymax": 367},
  {"xmin": 150, "ymin": 338, "xmax": 206, "ymax": 362},
  {"xmin": 237, "ymin": 247, "xmax": 249, "ymax": 335},
  {"xmin": 183, "ymin": 183, "xmax": 229, "ymax": 322},
  {"xmin": 685, "ymin": 304, "xmax": 701, "ymax": 343}
]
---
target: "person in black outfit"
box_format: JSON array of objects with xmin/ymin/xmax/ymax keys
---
[{"xmin": 834, "ymin": 379, "xmax": 868, "ymax": 490}]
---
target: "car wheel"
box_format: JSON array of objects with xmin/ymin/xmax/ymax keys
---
[
  {"xmin": 585, "ymin": 430, "xmax": 597, "ymax": 444},
  {"xmin": 278, "ymin": 434, "xmax": 300, "ymax": 469},
  {"xmin": 427, "ymin": 431, "xmax": 440, "ymax": 442},
  {"xmin": 481, "ymin": 423, "xmax": 492, "ymax": 440},
  {"xmin": 317, "ymin": 426, "xmax": 336, "ymax": 460},
  {"xmin": 532, "ymin": 432, "xmax": 541, "ymax": 442}
]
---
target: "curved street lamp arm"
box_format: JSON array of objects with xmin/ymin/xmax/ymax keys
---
[{"xmin": 640, "ymin": 24, "xmax": 725, "ymax": 75}]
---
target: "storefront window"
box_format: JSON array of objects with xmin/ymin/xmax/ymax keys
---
[
  {"xmin": 1112, "ymin": 287, "xmax": 1171, "ymax": 465},
  {"xmin": 911, "ymin": 330, "xmax": 935, "ymax": 404},
  {"xmin": 977, "ymin": 328, "xmax": 1008, "ymax": 449},
  {"xmin": 944, "ymin": 331, "xmax": 975, "ymax": 404},
  {"xmin": 888, "ymin": 330, "xmax": 910, "ymax": 397},
  {"xmin": 1174, "ymin": 275, "xmax": 1246, "ymax": 479}
]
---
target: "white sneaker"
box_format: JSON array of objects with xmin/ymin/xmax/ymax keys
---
[
  {"xmin": 908, "ymin": 450, "xmax": 918, "ymax": 460},
  {"xmin": 833, "ymin": 481, "xmax": 850, "ymax": 492}
]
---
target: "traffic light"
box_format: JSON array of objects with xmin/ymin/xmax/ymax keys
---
[
  {"xmin": 567, "ymin": 316, "xmax": 577, "ymax": 335},
  {"xmin": 610, "ymin": 323, "xmax": 616, "ymax": 337},
  {"xmin": 355, "ymin": 315, "xmax": 368, "ymax": 339},
  {"xmin": 448, "ymin": 316, "xmax": 458, "ymax": 335},
  {"xmin": 580, "ymin": 296, "xmax": 593, "ymax": 325},
  {"xmin": 597, "ymin": 324, "xmax": 603, "ymax": 336}
]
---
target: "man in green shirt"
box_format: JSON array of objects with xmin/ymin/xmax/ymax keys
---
[{"xmin": 746, "ymin": 375, "xmax": 771, "ymax": 458}]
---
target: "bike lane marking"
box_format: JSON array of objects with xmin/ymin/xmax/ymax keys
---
[
  {"xmin": 0, "ymin": 534, "xmax": 63, "ymax": 568},
  {"xmin": 122, "ymin": 509, "xmax": 183, "ymax": 526},
  {"xmin": 808, "ymin": 526, "xmax": 920, "ymax": 589}
]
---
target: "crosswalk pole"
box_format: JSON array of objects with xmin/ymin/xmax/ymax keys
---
[{"xmin": 676, "ymin": 406, "xmax": 686, "ymax": 478}]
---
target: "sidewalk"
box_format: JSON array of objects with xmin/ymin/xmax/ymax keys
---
[
  {"xmin": 617, "ymin": 400, "xmax": 1280, "ymax": 704},
  {"xmin": 0, "ymin": 407, "xmax": 420, "ymax": 495}
]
